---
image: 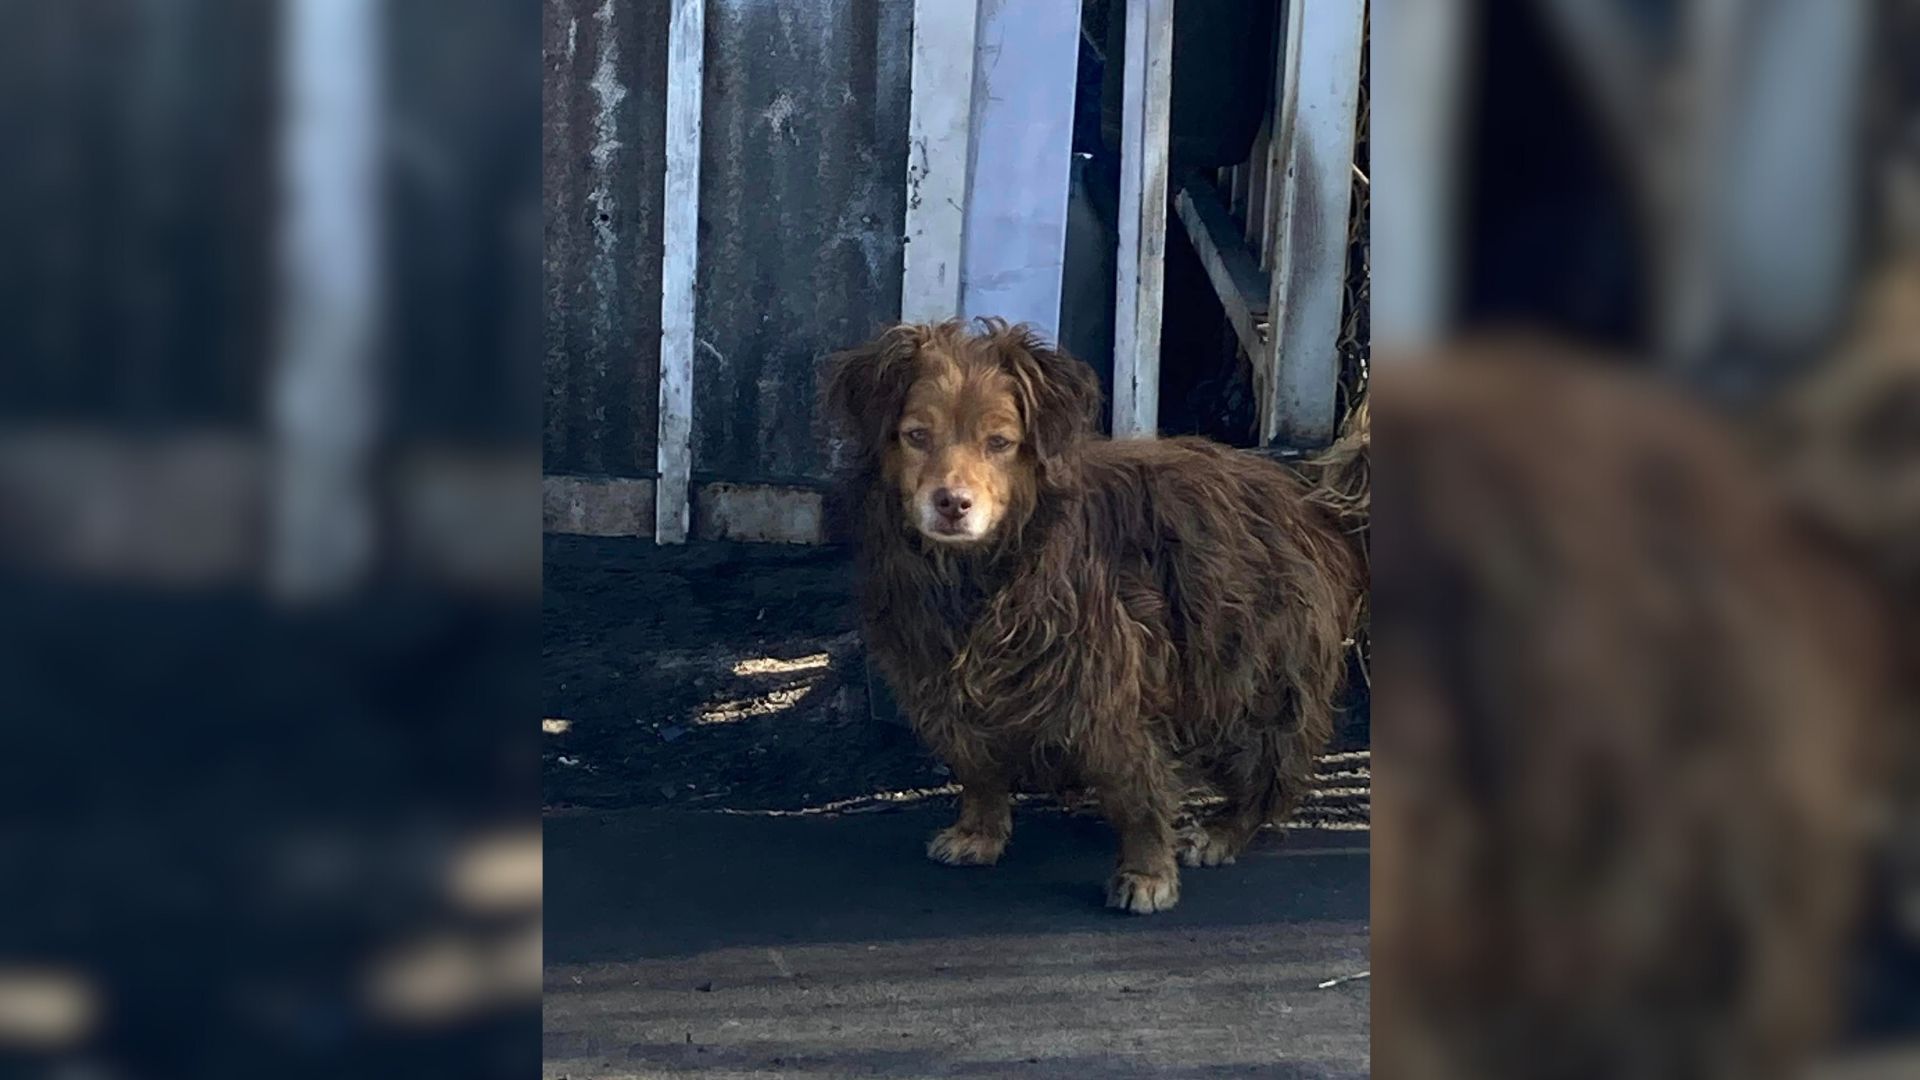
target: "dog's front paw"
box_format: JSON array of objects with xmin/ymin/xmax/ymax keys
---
[
  {"xmin": 1106, "ymin": 867, "xmax": 1181, "ymax": 914},
  {"xmin": 927, "ymin": 826, "xmax": 1007, "ymax": 866},
  {"xmin": 1177, "ymin": 824, "xmax": 1241, "ymax": 868}
]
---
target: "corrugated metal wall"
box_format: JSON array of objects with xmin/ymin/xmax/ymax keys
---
[
  {"xmin": 543, "ymin": 0, "xmax": 912, "ymax": 488},
  {"xmin": 0, "ymin": 0, "xmax": 279, "ymax": 429},
  {"xmin": 1, "ymin": 0, "xmax": 539, "ymax": 443}
]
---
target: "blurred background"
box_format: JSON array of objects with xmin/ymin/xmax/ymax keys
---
[
  {"xmin": 1372, "ymin": 1, "xmax": 1920, "ymax": 1076},
  {"xmin": 0, "ymin": 2, "xmax": 540, "ymax": 1077}
]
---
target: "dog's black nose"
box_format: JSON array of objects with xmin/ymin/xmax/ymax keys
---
[{"xmin": 932, "ymin": 487, "xmax": 973, "ymax": 521}]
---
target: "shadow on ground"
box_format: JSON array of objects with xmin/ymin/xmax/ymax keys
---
[{"xmin": 545, "ymin": 806, "xmax": 1370, "ymax": 1079}]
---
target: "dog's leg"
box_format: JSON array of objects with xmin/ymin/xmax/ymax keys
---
[
  {"xmin": 1180, "ymin": 786, "xmax": 1272, "ymax": 867},
  {"xmin": 1088, "ymin": 751, "xmax": 1183, "ymax": 914},
  {"xmin": 1182, "ymin": 694, "xmax": 1333, "ymax": 867},
  {"xmin": 927, "ymin": 771, "xmax": 1012, "ymax": 866}
]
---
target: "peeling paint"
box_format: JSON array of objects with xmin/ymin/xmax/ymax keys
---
[
  {"xmin": 549, "ymin": 0, "xmax": 907, "ymax": 488},
  {"xmin": 760, "ymin": 90, "xmax": 798, "ymax": 138},
  {"xmin": 586, "ymin": 1, "xmax": 625, "ymax": 204},
  {"xmin": 584, "ymin": 0, "xmax": 626, "ymax": 411}
]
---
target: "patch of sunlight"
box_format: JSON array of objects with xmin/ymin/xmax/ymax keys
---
[
  {"xmin": 0, "ymin": 968, "xmax": 98, "ymax": 1049},
  {"xmin": 696, "ymin": 682, "xmax": 816, "ymax": 726},
  {"xmin": 541, "ymin": 717, "xmax": 571, "ymax": 735},
  {"xmin": 1306, "ymin": 786, "xmax": 1372, "ymax": 800},
  {"xmin": 731, "ymin": 651, "xmax": 831, "ymax": 677},
  {"xmin": 447, "ymin": 829, "xmax": 542, "ymax": 914},
  {"xmin": 364, "ymin": 919, "xmax": 540, "ymax": 1027}
]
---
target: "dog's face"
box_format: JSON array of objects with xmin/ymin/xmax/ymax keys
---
[{"xmin": 827, "ymin": 320, "xmax": 1101, "ymax": 547}]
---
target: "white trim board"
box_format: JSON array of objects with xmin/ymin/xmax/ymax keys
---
[
  {"xmin": 273, "ymin": 0, "xmax": 382, "ymax": 598},
  {"xmin": 655, "ymin": 0, "xmax": 705, "ymax": 544},
  {"xmin": 1263, "ymin": 0, "xmax": 1366, "ymax": 448},
  {"xmin": 1111, "ymin": 0, "xmax": 1175, "ymax": 439},
  {"xmin": 901, "ymin": 0, "xmax": 980, "ymax": 323},
  {"xmin": 958, "ymin": 0, "xmax": 1081, "ymax": 339},
  {"xmin": 545, "ymin": 476, "xmax": 826, "ymax": 546}
]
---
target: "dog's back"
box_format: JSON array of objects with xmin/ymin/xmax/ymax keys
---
[{"xmin": 1072, "ymin": 438, "xmax": 1364, "ymax": 790}]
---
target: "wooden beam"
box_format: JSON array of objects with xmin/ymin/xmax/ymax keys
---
[
  {"xmin": 545, "ymin": 475, "xmax": 657, "ymax": 538},
  {"xmin": 959, "ymin": 0, "xmax": 1081, "ymax": 338},
  {"xmin": 545, "ymin": 476, "xmax": 828, "ymax": 545},
  {"xmin": 901, "ymin": 0, "xmax": 979, "ymax": 322},
  {"xmin": 1372, "ymin": 0, "xmax": 1471, "ymax": 351},
  {"xmin": 1174, "ymin": 176, "xmax": 1269, "ymax": 361},
  {"xmin": 654, "ymin": 0, "xmax": 704, "ymax": 544},
  {"xmin": 1263, "ymin": 0, "xmax": 1365, "ymax": 448},
  {"xmin": 1112, "ymin": 0, "xmax": 1174, "ymax": 439},
  {"xmin": 271, "ymin": 0, "xmax": 381, "ymax": 598}
]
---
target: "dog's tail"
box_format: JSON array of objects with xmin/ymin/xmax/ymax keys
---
[
  {"xmin": 1300, "ymin": 395, "xmax": 1370, "ymax": 548},
  {"xmin": 1299, "ymin": 396, "xmax": 1370, "ymax": 696}
]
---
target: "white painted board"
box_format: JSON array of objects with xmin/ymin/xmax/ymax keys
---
[
  {"xmin": 959, "ymin": 0, "xmax": 1081, "ymax": 341},
  {"xmin": 901, "ymin": 0, "xmax": 979, "ymax": 323},
  {"xmin": 1111, "ymin": 0, "xmax": 1174, "ymax": 439},
  {"xmin": 655, "ymin": 0, "xmax": 704, "ymax": 543}
]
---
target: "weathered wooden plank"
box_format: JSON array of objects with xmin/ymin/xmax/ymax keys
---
[
  {"xmin": 1372, "ymin": 0, "xmax": 1469, "ymax": 351},
  {"xmin": 901, "ymin": 0, "xmax": 978, "ymax": 322},
  {"xmin": 692, "ymin": 483, "xmax": 825, "ymax": 545},
  {"xmin": 1111, "ymin": 0, "xmax": 1174, "ymax": 439},
  {"xmin": 1260, "ymin": 0, "xmax": 1300, "ymax": 274},
  {"xmin": 271, "ymin": 0, "xmax": 381, "ymax": 597},
  {"xmin": 1715, "ymin": 2, "xmax": 1868, "ymax": 358},
  {"xmin": 654, "ymin": 0, "xmax": 703, "ymax": 543},
  {"xmin": 1243, "ymin": 115, "xmax": 1271, "ymax": 247},
  {"xmin": 545, "ymin": 474, "xmax": 658, "ymax": 537},
  {"xmin": 959, "ymin": 0, "xmax": 1081, "ymax": 338},
  {"xmin": 545, "ymin": 475, "xmax": 827, "ymax": 545},
  {"xmin": 1263, "ymin": 0, "xmax": 1365, "ymax": 448},
  {"xmin": 1174, "ymin": 176, "xmax": 1269, "ymax": 361}
]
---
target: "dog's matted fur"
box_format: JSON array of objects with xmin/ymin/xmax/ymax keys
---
[{"xmin": 826, "ymin": 318, "xmax": 1365, "ymax": 913}]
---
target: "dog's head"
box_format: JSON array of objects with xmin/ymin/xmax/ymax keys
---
[{"xmin": 826, "ymin": 319, "xmax": 1101, "ymax": 546}]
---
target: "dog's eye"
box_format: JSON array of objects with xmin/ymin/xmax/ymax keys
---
[
  {"xmin": 902, "ymin": 428, "xmax": 931, "ymax": 449},
  {"xmin": 986, "ymin": 435, "xmax": 1014, "ymax": 453}
]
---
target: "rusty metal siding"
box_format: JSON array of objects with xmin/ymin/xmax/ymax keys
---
[
  {"xmin": 542, "ymin": 0, "xmax": 910, "ymax": 488},
  {"xmin": 0, "ymin": 0, "xmax": 276, "ymax": 428},
  {"xmin": 389, "ymin": 0, "xmax": 544, "ymax": 444},
  {"xmin": 543, "ymin": 0, "xmax": 669, "ymax": 478},
  {"xmin": 690, "ymin": 0, "xmax": 911, "ymax": 486}
]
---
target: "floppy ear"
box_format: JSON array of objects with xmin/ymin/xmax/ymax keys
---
[
  {"xmin": 987, "ymin": 321, "xmax": 1102, "ymax": 485},
  {"xmin": 824, "ymin": 323, "xmax": 926, "ymax": 467}
]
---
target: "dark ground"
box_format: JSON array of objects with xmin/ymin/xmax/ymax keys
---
[
  {"xmin": 542, "ymin": 536, "xmax": 943, "ymax": 813},
  {"xmin": 542, "ymin": 534, "xmax": 1369, "ymax": 821},
  {"xmin": 542, "ymin": 536, "xmax": 1372, "ymax": 1078},
  {"xmin": 544, "ymin": 805, "xmax": 1370, "ymax": 1079}
]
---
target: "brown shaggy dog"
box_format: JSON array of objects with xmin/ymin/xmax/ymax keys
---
[
  {"xmin": 826, "ymin": 318, "xmax": 1364, "ymax": 913},
  {"xmin": 1370, "ymin": 340, "xmax": 1885, "ymax": 1079}
]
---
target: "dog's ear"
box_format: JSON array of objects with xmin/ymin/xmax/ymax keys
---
[
  {"xmin": 824, "ymin": 324, "xmax": 926, "ymax": 466},
  {"xmin": 988, "ymin": 321, "xmax": 1102, "ymax": 484}
]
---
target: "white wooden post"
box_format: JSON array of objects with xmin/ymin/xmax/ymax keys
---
[
  {"xmin": 1112, "ymin": 0, "xmax": 1174, "ymax": 439},
  {"xmin": 901, "ymin": 0, "xmax": 979, "ymax": 323},
  {"xmin": 1372, "ymin": 0, "xmax": 1470, "ymax": 354},
  {"xmin": 1264, "ymin": 0, "xmax": 1366, "ymax": 447},
  {"xmin": 654, "ymin": 0, "xmax": 704, "ymax": 544},
  {"xmin": 1716, "ymin": 1, "xmax": 1867, "ymax": 360},
  {"xmin": 271, "ymin": 0, "xmax": 381, "ymax": 597},
  {"xmin": 959, "ymin": 0, "xmax": 1081, "ymax": 339}
]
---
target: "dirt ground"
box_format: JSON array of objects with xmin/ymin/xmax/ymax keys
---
[
  {"xmin": 543, "ymin": 536, "xmax": 939, "ymax": 812},
  {"xmin": 543, "ymin": 536, "xmax": 1373, "ymax": 1078},
  {"xmin": 542, "ymin": 535, "xmax": 1369, "ymax": 821},
  {"xmin": 544, "ymin": 805, "xmax": 1371, "ymax": 1079}
]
